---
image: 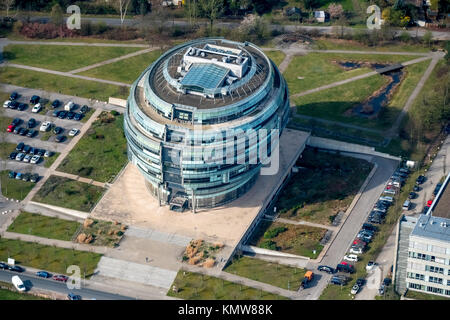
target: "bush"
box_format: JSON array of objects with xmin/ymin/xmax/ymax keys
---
[
  {"xmin": 263, "ymin": 227, "xmax": 287, "ymax": 239},
  {"xmin": 260, "ymin": 240, "xmax": 278, "ymax": 250}
]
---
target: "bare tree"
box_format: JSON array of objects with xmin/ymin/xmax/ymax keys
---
[
  {"xmin": 328, "ymin": 3, "xmax": 343, "ymax": 19},
  {"xmin": 1, "ymin": 0, "xmax": 15, "ymax": 17},
  {"xmin": 111, "ymin": 0, "xmax": 132, "ymax": 25}
]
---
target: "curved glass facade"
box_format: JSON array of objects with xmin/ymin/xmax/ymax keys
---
[{"xmin": 125, "ymin": 38, "xmax": 290, "ymax": 210}]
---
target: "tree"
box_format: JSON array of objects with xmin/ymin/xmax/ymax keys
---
[
  {"xmin": 198, "ymin": 0, "xmax": 223, "ymax": 32},
  {"xmin": 50, "ymin": 3, "xmax": 64, "ymax": 26},
  {"xmin": 422, "ymin": 30, "xmax": 432, "ymax": 48},
  {"xmin": 113, "ymin": 0, "xmax": 132, "ymax": 25},
  {"xmin": 328, "ymin": 3, "xmax": 343, "ymax": 19},
  {"xmin": 301, "ymin": 0, "xmax": 320, "ymax": 11},
  {"xmin": 1, "ymin": 0, "xmax": 15, "ymax": 17}
]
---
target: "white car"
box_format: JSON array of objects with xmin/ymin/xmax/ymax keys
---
[
  {"xmin": 379, "ymin": 196, "xmax": 394, "ymax": 203},
  {"xmin": 44, "ymin": 150, "xmax": 52, "ymax": 157},
  {"xmin": 366, "ymin": 261, "xmax": 376, "ymax": 271},
  {"xmin": 68, "ymin": 128, "xmax": 79, "ymax": 137},
  {"xmin": 30, "ymin": 155, "xmax": 41, "ymax": 164},
  {"xmin": 40, "ymin": 121, "xmax": 52, "ymax": 132},
  {"xmin": 23, "ymin": 154, "xmax": 32, "ymax": 163},
  {"xmin": 351, "ymin": 284, "xmax": 360, "ymax": 295},
  {"xmin": 64, "ymin": 101, "xmax": 75, "ymax": 111},
  {"xmin": 3, "ymin": 100, "xmax": 11, "ymax": 108},
  {"xmin": 349, "ymin": 247, "xmax": 363, "ymax": 255},
  {"xmin": 11, "ymin": 275, "xmax": 26, "ymax": 292},
  {"xmin": 344, "ymin": 254, "xmax": 358, "ymax": 262},
  {"xmin": 31, "ymin": 103, "xmax": 42, "ymax": 113}
]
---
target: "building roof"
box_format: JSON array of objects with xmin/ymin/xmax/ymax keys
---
[
  {"xmin": 430, "ymin": 174, "xmax": 450, "ymax": 219},
  {"xmin": 180, "ymin": 63, "xmax": 229, "ymax": 91},
  {"xmin": 411, "ymin": 214, "xmax": 450, "ymax": 243}
]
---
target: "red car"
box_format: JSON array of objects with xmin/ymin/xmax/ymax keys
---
[
  {"xmin": 353, "ymin": 238, "xmax": 367, "ymax": 247},
  {"xmin": 427, "ymin": 200, "xmax": 433, "ymax": 206},
  {"xmin": 52, "ymin": 274, "xmax": 68, "ymax": 282},
  {"xmin": 6, "ymin": 124, "xmax": 15, "ymax": 132}
]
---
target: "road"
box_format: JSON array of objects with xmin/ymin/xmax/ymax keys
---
[
  {"xmin": 0, "ymin": 269, "xmax": 134, "ymax": 300},
  {"xmin": 297, "ymin": 156, "xmax": 399, "ymax": 299},
  {"xmin": 24, "ymin": 16, "xmax": 450, "ymax": 41}
]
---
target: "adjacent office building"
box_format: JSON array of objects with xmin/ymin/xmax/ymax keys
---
[{"xmin": 124, "ymin": 38, "xmax": 290, "ymax": 211}]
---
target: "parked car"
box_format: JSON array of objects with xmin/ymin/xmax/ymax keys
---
[
  {"xmin": 30, "ymin": 173, "xmax": 39, "ymax": 183},
  {"xmin": 23, "ymin": 145, "xmax": 31, "ymax": 153},
  {"xmin": 337, "ymin": 262, "xmax": 355, "ymax": 274},
  {"xmin": 8, "ymin": 265, "xmax": 25, "ymax": 273},
  {"xmin": 15, "ymin": 153, "xmax": 25, "ymax": 161},
  {"xmin": 11, "ymin": 276, "xmax": 26, "ymax": 292},
  {"xmin": 383, "ymin": 278, "xmax": 392, "ymax": 286},
  {"xmin": 317, "ymin": 265, "xmax": 335, "ymax": 274},
  {"xmin": 64, "ymin": 101, "xmax": 75, "ymax": 111},
  {"xmin": 30, "ymin": 155, "xmax": 41, "ymax": 164},
  {"xmin": 13, "ymin": 126, "xmax": 21, "ymax": 134},
  {"xmin": 53, "ymin": 110, "xmax": 61, "ymax": 117},
  {"xmin": 58, "ymin": 111, "xmax": 67, "ymax": 119},
  {"xmin": 6, "ymin": 124, "xmax": 15, "ymax": 132},
  {"xmin": 44, "ymin": 150, "xmax": 53, "ymax": 157},
  {"xmin": 74, "ymin": 113, "xmax": 83, "ymax": 121},
  {"xmin": 349, "ymin": 247, "xmax": 364, "ymax": 255},
  {"xmin": 0, "ymin": 262, "xmax": 9, "ymax": 269},
  {"xmin": 379, "ymin": 196, "xmax": 394, "ymax": 203},
  {"xmin": 416, "ymin": 175, "xmax": 426, "ymax": 185},
  {"xmin": 15, "ymin": 142, "xmax": 24, "ymax": 151},
  {"xmin": 378, "ymin": 284, "xmax": 385, "ymax": 295},
  {"xmin": 27, "ymin": 118, "xmax": 36, "ymax": 128},
  {"xmin": 51, "ymin": 100, "xmax": 61, "ymax": 108},
  {"xmin": 53, "ymin": 126, "xmax": 63, "ymax": 134},
  {"xmin": 11, "ymin": 118, "xmax": 21, "ymax": 126},
  {"xmin": 343, "ymin": 254, "xmax": 358, "ymax": 262},
  {"xmin": 30, "ymin": 95, "xmax": 40, "ymax": 104},
  {"xmin": 22, "ymin": 173, "xmax": 31, "ymax": 182},
  {"xmin": 366, "ymin": 261, "xmax": 376, "ymax": 271},
  {"xmin": 402, "ymin": 200, "xmax": 411, "ymax": 211},
  {"xmin": 330, "ymin": 276, "xmax": 346, "ymax": 286},
  {"xmin": 27, "ymin": 129, "xmax": 37, "ymax": 138},
  {"xmin": 8, "ymin": 171, "xmax": 16, "ymax": 179},
  {"xmin": 351, "ymin": 284, "xmax": 360, "ymax": 295},
  {"xmin": 8, "ymin": 101, "xmax": 18, "ymax": 109},
  {"xmin": 52, "ymin": 275, "xmax": 68, "ymax": 282},
  {"xmin": 3, "ymin": 100, "xmax": 11, "ymax": 108},
  {"xmin": 80, "ymin": 105, "xmax": 89, "ymax": 114},
  {"xmin": 37, "ymin": 149, "xmax": 45, "ymax": 156},
  {"xmin": 409, "ymin": 192, "xmax": 417, "ymax": 199},
  {"xmin": 19, "ymin": 128, "xmax": 28, "ymax": 136},
  {"xmin": 40, "ymin": 121, "xmax": 52, "ymax": 132},
  {"xmin": 10, "ymin": 92, "xmax": 19, "ymax": 100},
  {"xmin": 68, "ymin": 128, "xmax": 79, "ymax": 137},
  {"xmin": 55, "ymin": 135, "xmax": 66, "ymax": 143},
  {"xmin": 9, "ymin": 152, "xmax": 17, "ymax": 160},
  {"xmin": 67, "ymin": 111, "xmax": 75, "ymax": 120},
  {"xmin": 356, "ymin": 278, "xmax": 365, "ymax": 287},
  {"xmin": 67, "ymin": 292, "xmax": 82, "ymax": 300},
  {"xmin": 413, "ymin": 185, "xmax": 421, "ymax": 192},
  {"xmin": 17, "ymin": 103, "xmax": 27, "ymax": 111},
  {"xmin": 23, "ymin": 154, "xmax": 32, "ymax": 163},
  {"xmin": 31, "ymin": 103, "xmax": 42, "ymax": 113},
  {"xmin": 433, "ymin": 183, "xmax": 443, "ymax": 196},
  {"xmin": 36, "ymin": 271, "xmax": 52, "ymax": 278}
]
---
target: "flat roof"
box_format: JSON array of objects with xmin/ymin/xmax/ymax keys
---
[
  {"xmin": 180, "ymin": 63, "xmax": 229, "ymax": 90},
  {"xmin": 411, "ymin": 214, "xmax": 450, "ymax": 243},
  {"xmin": 431, "ymin": 175, "xmax": 450, "ymax": 219}
]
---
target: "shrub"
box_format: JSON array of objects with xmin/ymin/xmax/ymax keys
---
[
  {"xmin": 263, "ymin": 226, "xmax": 287, "ymax": 239},
  {"xmin": 260, "ymin": 240, "xmax": 277, "ymax": 250}
]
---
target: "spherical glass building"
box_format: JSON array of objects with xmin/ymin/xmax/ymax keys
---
[{"xmin": 124, "ymin": 38, "xmax": 290, "ymax": 211}]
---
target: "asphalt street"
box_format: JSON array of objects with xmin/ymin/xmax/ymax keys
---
[{"xmin": 0, "ymin": 269, "xmax": 134, "ymax": 300}]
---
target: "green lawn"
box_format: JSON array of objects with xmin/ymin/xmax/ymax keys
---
[
  {"xmin": 0, "ymin": 286, "xmax": 47, "ymax": 300},
  {"xmin": 264, "ymin": 50, "xmax": 286, "ymax": 67},
  {"xmin": 225, "ymin": 256, "xmax": 305, "ymax": 290},
  {"xmin": 405, "ymin": 290, "xmax": 450, "ymax": 300},
  {"xmin": 0, "ymin": 238, "xmax": 101, "ymax": 278},
  {"xmin": 7, "ymin": 211, "xmax": 81, "ymax": 241},
  {"xmin": 80, "ymin": 50, "xmax": 162, "ymax": 84},
  {"xmin": 313, "ymin": 38, "xmax": 432, "ymax": 53},
  {"xmin": 167, "ymin": 271, "xmax": 288, "ymax": 300},
  {"xmin": 0, "ymin": 67, "xmax": 129, "ymax": 101},
  {"xmin": 0, "ymin": 170, "xmax": 35, "ymax": 200},
  {"xmin": 32, "ymin": 175, "xmax": 105, "ymax": 212},
  {"xmin": 0, "ymin": 142, "xmax": 16, "ymax": 160},
  {"xmin": 3, "ymin": 44, "xmax": 142, "ymax": 72},
  {"xmin": 249, "ymin": 221, "xmax": 326, "ymax": 259},
  {"xmin": 284, "ymin": 52, "xmax": 414, "ymax": 94},
  {"xmin": 57, "ymin": 111, "xmax": 127, "ymax": 183},
  {"xmin": 277, "ymin": 147, "xmax": 373, "ymax": 225}
]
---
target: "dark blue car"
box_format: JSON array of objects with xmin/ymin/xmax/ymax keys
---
[{"xmin": 36, "ymin": 271, "xmax": 52, "ymax": 278}]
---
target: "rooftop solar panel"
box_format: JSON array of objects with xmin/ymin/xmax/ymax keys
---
[{"xmin": 180, "ymin": 63, "xmax": 230, "ymax": 92}]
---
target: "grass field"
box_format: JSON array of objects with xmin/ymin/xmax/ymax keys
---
[
  {"xmin": 313, "ymin": 38, "xmax": 432, "ymax": 53},
  {"xmin": 0, "ymin": 67, "xmax": 128, "ymax": 101},
  {"xmin": 264, "ymin": 50, "xmax": 286, "ymax": 67},
  {"xmin": 80, "ymin": 50, "xmax": 162, "ymax": 84},
  {"xmin": 277, "ymin": 148, "xmax": 373, "ymax": 225},
  {"xmin": 3, "ymin": 45, "xmax": 142, "ymax": 72},
  {"xmin": 0, "ymin": 142, "xmax": 16, "ymax": 159},
  {"xmin": 43, "ymin": 152, "xmax": 60, "ymax": 168},
  {"xmin": 33, "ymin": 175, "xmax": 105, "ymax": 212},
  {"xmin": 405, "ymin": 289, "xmax": 450, "ymax": 300},
  {"xmin": 249, "ymin": 220, "xmax": 326, "ymax": 259},
  {"xmin": 7, "ymin": 211, "xmax": 81, "ymax": 241},
  {"xmin": 284, "ymin": 52, "xmax": 414, "ymax": 94},
  {"xmin": 0, "ymin": 170, "xmax": 35, "ymax": 200},
  {"xmin": 225, "ymin": 256, "xmax": 305, "ymax": 290},
  {"xmin": 0, "ymin": 238, "xmax": 101, "ymax": 277},
  {"xmin": 167, "ymin": 271, "xmax": 288, "ymax": 300},
  {"xmin": 57, "ymin": 111, "xmax": 127, "ymax": 183},
  {"xmin": 0, "ymin": 285, "xmax": 47, "ymax": 300}
]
